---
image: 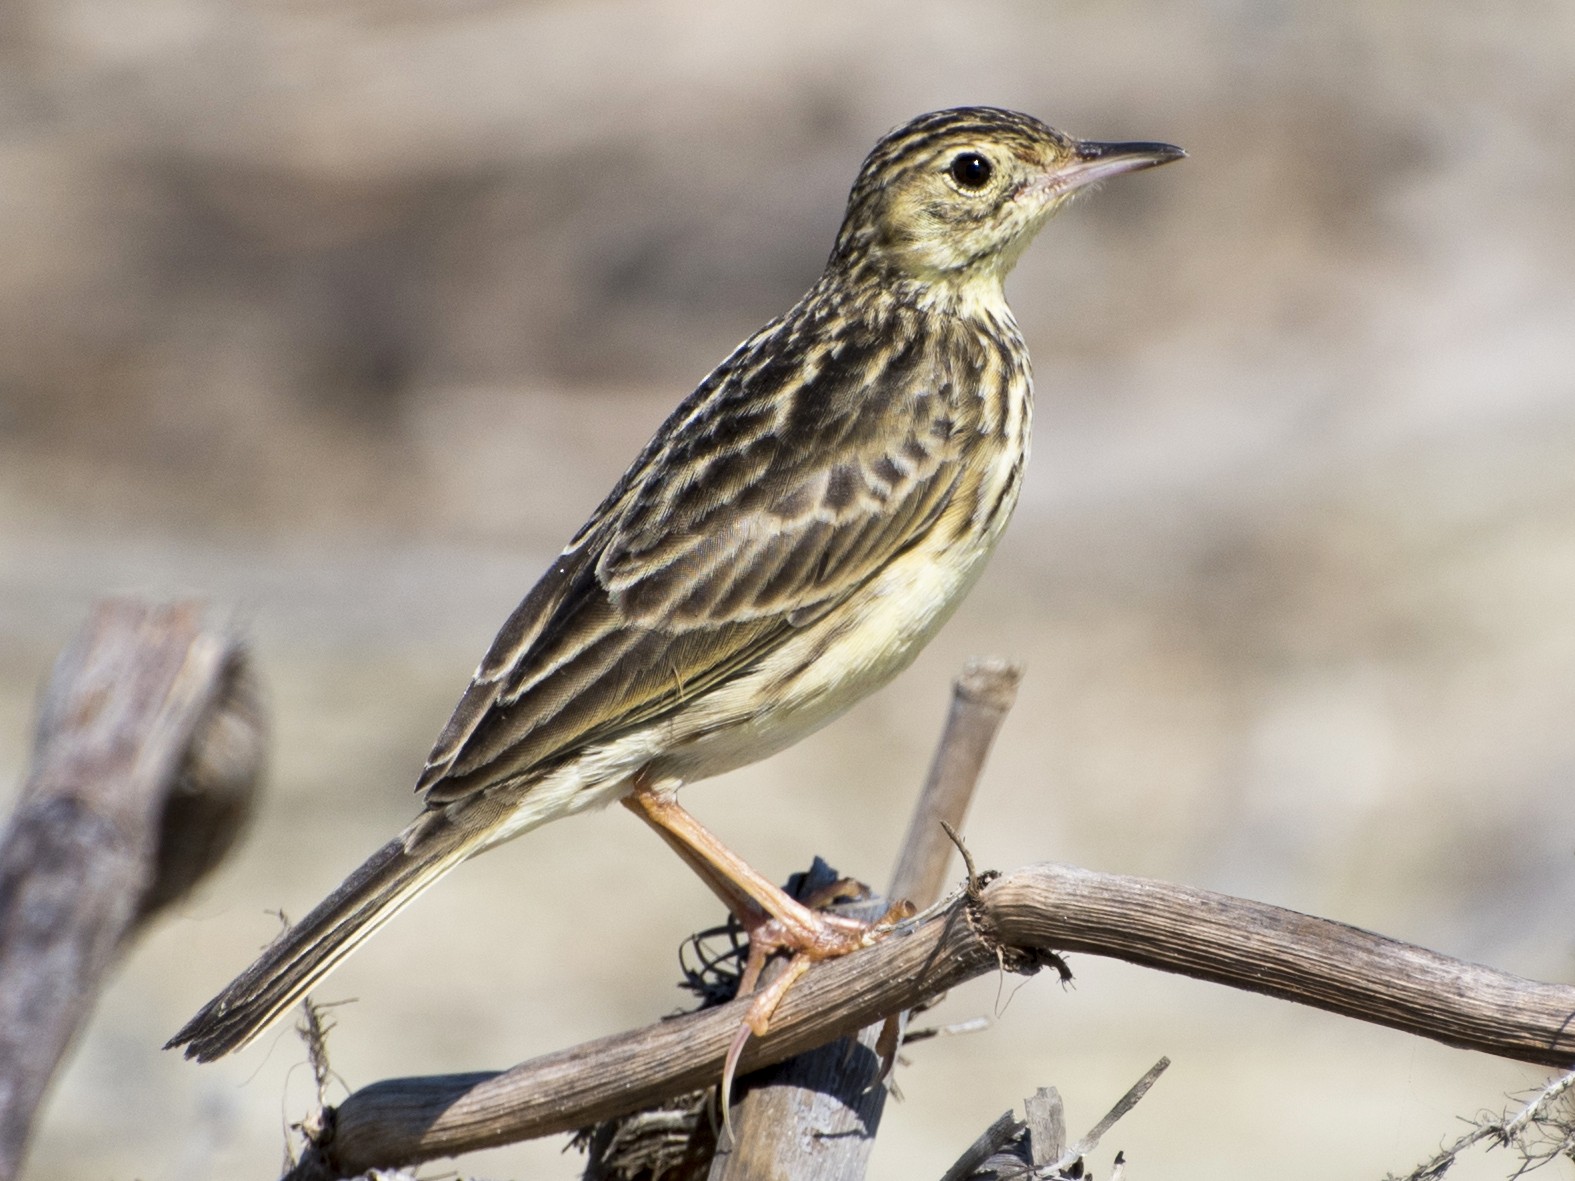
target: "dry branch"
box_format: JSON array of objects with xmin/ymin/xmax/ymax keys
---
[
  {"xmin": 0, "ymin": 598, "xmax": 265, "ymax": 1180},
  {"xmin": 888, "ymin": 657, "xmax": 1022, "ymax": 909},
  {"xmin": 288, "ymin": 860, "xmax": 1575, "ymax": 1177}
]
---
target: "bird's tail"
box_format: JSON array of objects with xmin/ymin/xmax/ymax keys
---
[{"xmin": 166, "ymin": 808, "xmax": 482, "ymax": 1062}]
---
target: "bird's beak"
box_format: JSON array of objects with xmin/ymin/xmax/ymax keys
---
[{"xmin": 1046, "ymin": 140, "xmax": 1186, "ymax": 196}]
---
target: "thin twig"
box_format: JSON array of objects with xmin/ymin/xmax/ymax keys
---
[
  {"xmin": 1383, "ymin": 1067, "xmax": 1575, "ymax": 1181},
  {"xmin": 940, "ymin": 821, "xmax": 982, "ymax": 898},
  {"xmin": 937, "ymin": 1111, "xmax": 1024, "ymax": 1181},
  {"xmin": 888, "ymin": 659, "xmax": 1022, "ymax": 909},
  {"xmin": 1051, "ymin": 1057, "xmax": 1169, "ymax": 1172}
]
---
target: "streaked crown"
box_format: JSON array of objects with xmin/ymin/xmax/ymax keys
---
[{"xmin": 830, "ymin": 107, "xmax": 1183, "ymax": 300}]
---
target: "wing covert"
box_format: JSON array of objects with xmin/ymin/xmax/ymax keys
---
[{"xmin": 419, "ymin": 309, "xmax": 969, "ymax": 806}]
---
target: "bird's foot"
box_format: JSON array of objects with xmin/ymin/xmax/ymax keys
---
[{"xmin": 718, "ymin": 895, "xmax": 915, "ymax": 1143}]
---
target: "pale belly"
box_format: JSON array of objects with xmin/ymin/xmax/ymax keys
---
[
  {"xmin": 478, "ymin": 440, "xmax": 1026, "ymax": 850},
  {"xmin": 653, "ymin": 518, "xmax": 1009, "ymax": 783},
  {"xmin": 474, "ymin": 521, "xmax": 1009, "ymax": 851}
]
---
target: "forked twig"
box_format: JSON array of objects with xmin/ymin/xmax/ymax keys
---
[{"xmin": 1383, "ymin": 1068, "xmax": 1575, "ymax": 1181}]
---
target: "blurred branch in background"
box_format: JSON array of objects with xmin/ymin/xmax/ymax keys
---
[
  {"xmin": 0, "ymin": 599, "xmax": 265, "ymax": 1181},
  {"xmin": 1382, "ymin": 1068, "xmax": 1575, "ymax": 1181}
]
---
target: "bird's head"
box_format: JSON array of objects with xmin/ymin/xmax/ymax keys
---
[{"xmin": 830, "ymin": 107, "xmax": 1183, "ymax": 308}]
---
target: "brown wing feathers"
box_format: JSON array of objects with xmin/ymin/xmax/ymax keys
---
[
  {"xmin": 416, "ymin": 304, "xmax": 966, "ymax": 809},
  {"xmin": 168, "ymin": 279, "xmax": 986, "ymax": 1062}
]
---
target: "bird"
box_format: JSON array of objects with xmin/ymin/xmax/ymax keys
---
[{"xmin": 168, "ymin": 107, "xmax": 1183, "ymax": 1067}]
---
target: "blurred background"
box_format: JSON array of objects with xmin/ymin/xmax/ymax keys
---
[{"xmin": 2, "ymin": 2, "xmax": 1574, "ymax": 1177}]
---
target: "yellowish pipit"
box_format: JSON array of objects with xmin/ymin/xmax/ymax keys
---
[{"xmin": 168, "ymin": 108, "xmax": 1182, "ymax": 1069}]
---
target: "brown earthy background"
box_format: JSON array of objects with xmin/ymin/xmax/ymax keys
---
[{"xmin": 3, "ymin": 3, "xmax": 1573, "ymax": 1178}]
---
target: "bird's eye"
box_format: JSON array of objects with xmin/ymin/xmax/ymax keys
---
[{"xmin": 949, "ymin": 152, "xmax": 993, "ymax": 189}]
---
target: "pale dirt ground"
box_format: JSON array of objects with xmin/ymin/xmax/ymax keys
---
[{"xmin": 2, "ymin": 3, "xmax": 1574, "ymax": 1179}]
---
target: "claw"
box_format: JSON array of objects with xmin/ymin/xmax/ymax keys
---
[
  {"xmin": 720, "ymin": 1018, "xmax": 751, "ymax": 1146},
  {"xmin": 716, "ymin": 897, "xmax": 917, "ymax": 1140},
  {"xmin": 718, "ymin": 952, "xmax": 814, "ymax": 1145},
  {"xmin": 873, "ymin": 1011, "xmax": 904, "ymax": 1088}
]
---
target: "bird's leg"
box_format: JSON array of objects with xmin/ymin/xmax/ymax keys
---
[
  {"xmin": 618, "ymin": 792, "xmax": 771, "ymax": 937},
  {"xmin": 616, "ymin": 789, "xmax": 785, "ymax": 997},
  {"xmin": 621, "ymin": 779, "xmax": 882, "ymax": 961},
  {"xmin": 623, "ymin": 776, "xmax": 907, "ymax": 1138}
]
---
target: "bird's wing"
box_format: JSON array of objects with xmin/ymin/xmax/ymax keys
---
[{"xmin": 419, "ymin": 315, "xmax": 965, "ymax": 804}]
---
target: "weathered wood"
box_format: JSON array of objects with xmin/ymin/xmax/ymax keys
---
[
  {"xmin": 290, "ymin": 860, "xmax": 1575, "ymax": 1177},
  {"xmin": 941, "ymin": 1060, "xmax": 1167, "ymax": 1180},
  {"xmin": 887, "ymin": 658, "xmax": 1021, "ymax": 909},
  {"xmin": 937, "ymin": 1111, "xmax": 1024, "ymax": 1181},
  {"xmin": 706, "ymin": 659, "xmax": 1023, "ymax": 1181},
  {"xmin": 1022, "ymin": 1087, "xmax": 1065, "ymax": 1168},
  {"xmin": 703, "ymin": 894, "xmax": 890, "ymax": 1181},
  {"xmin": 0, "ymin": 599, "xmax": 264, "ymax": 1180},
  {"xmin": 986, "ymin": 866, "xmax": 1575, "ymax": 1066}
]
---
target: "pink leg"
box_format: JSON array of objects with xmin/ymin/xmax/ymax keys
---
[{"xmin": 622, "ymin": 777, "xmax": 908, "ymax": 1140}]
